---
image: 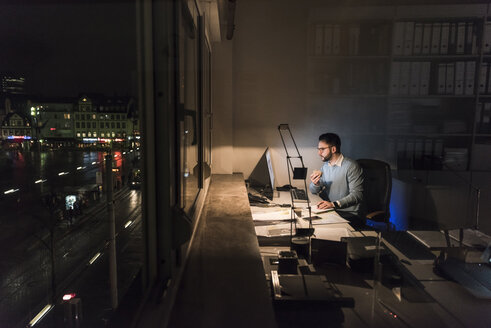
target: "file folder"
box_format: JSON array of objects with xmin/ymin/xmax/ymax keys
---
[
  {"xmin": 440, "ymin": 23, "xmax": 450, "ymax": 55},
  {"xmin": 314, "ymin": 24, "xmax": 323, "ymax": 55},
  {"xmin": 464, "ymin": 61, "xmax": 476, "ymax": 95},
  {"xmin": 348, "ymin": 24, "xmax": 360, "ymax": 55},
  {"xmin": 431, "ymin": 23, "xmax": 442, "ymax": 55},
  {"xmin": 479, "ymin": 63, "xmax": 489, "ymax": 94},
  {"xmin": 449, "ymin": 23, "xmax": 457, "ymax": 54},
  {"xmin": 420, "ymin": 62, "xmax": 431, "ymax": 95},
  {"xmin": 422, "ymin": 23, "xmax": 432, "ymax": 55},
  {"xmin": 445, "ymin": 63, "xmax": 455, "ymax": 95},
  {"xmin": 437, "ymin": 63, "xmax": 447, "ymax": 94},
  {"xmin": 332, "ymin": 25, "xmax": 341, "ymax": 55},
  {"xmin": 390, "ymin": 62, "xmax": 401, "ymax": 95},
  {"xmin": 393, "ymin": 22, "xmax": 405, "ymax": 56},
  {"xmin": 475, "ymin": 102, "xmax": 483, "ymax": 133},
  {"xmin": 323, "ymin": 24, "xmax": 333, "ymax": 55},
  {"xmin": 456, "ymin": 22, "xmax": 466, "ymax": 55},
  {"xmin": 403, "ymin": 22, "xmax": 415, "ymax": 56},
  {"xmin": 487, "ymin": 64, "xmax": 491, "ymax": 94},
  {"xmin": 399, "ymin": 62, "xmax": 411, "ymax": 95},
  {"xmin": 409, "ymin": 62, "xmax": 421, "ymax": 95},
  {"xmin": 465, "ymin": 22, "xmax": 476, "ymax": 55},
  {"xmin": 454, "ymin": 61, "xmax": 465, "ymax": 95},
  {"xmin": 484, "ymin": 22, "xmax": 491, "ymax": 54},
  {"xmin": 413, "ymin": 23, "xmax": 423, "ymax": 55}
]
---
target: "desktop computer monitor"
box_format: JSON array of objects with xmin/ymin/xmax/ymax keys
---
[{"xmin": 248, "ymin": 148, "xmax": 275, "ymax": 200}]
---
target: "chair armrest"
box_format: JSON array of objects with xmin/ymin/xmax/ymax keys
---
[{"xmin": 366, "ymin": 210, "xmax": 387, "ymax": 222}]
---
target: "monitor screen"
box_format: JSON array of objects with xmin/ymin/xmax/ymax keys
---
[{"xmin": 248, "ymin": 148, "xmax": 275, "ymax": 200}]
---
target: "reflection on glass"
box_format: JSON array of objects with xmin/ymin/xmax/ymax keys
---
[{"xmin": 179, "ymin": 2, "xmax": 200, "ymax": 215}]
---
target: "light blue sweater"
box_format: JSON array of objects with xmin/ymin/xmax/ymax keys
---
[{"xmin": 309, "ymin": 156, "xmax": 364, "ymax": 216}]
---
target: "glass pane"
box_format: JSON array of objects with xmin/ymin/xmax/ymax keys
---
[
  {"xmin": 0, "ymin": 2, "xmax": 142, "ymax": 327},
  {"xmin": 179, "ymin": 2, "xmax": 200, "ymax": 214}
]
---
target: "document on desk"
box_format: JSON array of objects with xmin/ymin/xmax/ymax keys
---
[
  {"xmin": 299, "ymin": 210, "xmax": 348, "ymax": 225},
  {"xmin": 313, "ymin": 227, "xmax": 351, "ymax": 241},
  {"xmin": 251, "ymin": 209, "xmax": 293, "ymax": 221},
  {"xmin": 255, "ymin": 223, "xmax": 293, "ymax": 237}
]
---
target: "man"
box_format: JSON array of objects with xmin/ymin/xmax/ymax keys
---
[{"xmin": 309, "ymin": 133, "xmax": 364, "ymax": 224}]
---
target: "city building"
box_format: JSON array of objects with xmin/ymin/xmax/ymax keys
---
[
  {"xmin": 0, "ymin": 111, "xmax": 32, "ymax": 147},
  {"xmin": 1, "ymin": 73, "xmax": 26, "ymax": 95},
  {"xmin": 29, "ymin": 98, "xmax": 76, "ymax": 147}
]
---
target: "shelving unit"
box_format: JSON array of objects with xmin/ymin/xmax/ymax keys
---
[
  {"xmin": 308, "ymin": 3, "xmax": 491, "ymax": 172},
  {"xmin": 307, "ymin": 3, "xmax": 491, "ymax": 234}
]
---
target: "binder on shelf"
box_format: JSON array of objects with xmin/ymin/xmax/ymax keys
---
[
  {"xmin": 483, "ymin": 102, "xmax": 491, "ymax": 133},
  {"xmin": 314, "ymin": 24, "xmax": 324, "ymax": 55},
  {"xmin": 424, "ymin": 139, "xmax": 433, "ymax": 169},
  {"xmin": 464, "ymin": 22, "xmax": 477, "ymax": 55},
  {"xmin": 378, "ymin": 24, "xmax": 391, "ymax": 55},
  {"xmin": 323, "ymin": 24, "xmax": 333, "ymax": 55},
  {"xmin": 393, "ymin": 22, "xmax": 405, "ymax": 56},
  {"xmin": 456, "ymin": 22, "xmax": 466, "ymax": 55},
  {"xmin": 348, "ymin": 24, "xmax": 360, "ymax": 55},
  {"xmin": 422, "ymin": 23, "xmax": 432, "ymax": 55},
  {"xmin": 414, "ymin": 139, "xmax": 424, "ymax": 169},
  {"xmin": 449, "ymin": 23, "xmax": 457, "ymax": 54},
  {"xmin": 399, "ymin": 62, "xmax": 411, "ymax": 95},
  {"xmin": 409, "ymin": 62, "xmax": 421, "ymax": 95},
  {"xmin": 487, "ymin": 64, "xmax": 491, "ymax": 94},
  {"xmin": 413, "ymin": 23, "xmax": 423, "ymax": 55},
  {"xmin": 445, "ymin": 62, "xmax": 455, "ymax": 95},
  {"xmin": 420, "ymin": 62, "xmax": 431, "ymax": 95},
  {"xmin": 390, "ymin": 62, "xmax": 401, "ymax": 95},
  {"xmin": 479, "ymin": 63, "xmax": 489, "ymax": 94},
  {"xmin": 440, "ymin": 23, "xmax": 450, "ymax": 55},
  {"xmin": 454, "ymin": 61, "xmax": 465, "ymax": 95},
  {"xmin": 464, "ymin": 61, "xmax": 476, "ymax": 95},
  {"xmin": 484, "ymin": 22, "xmax": 491, "ymax": 54},
  {"xmin": 332, "ymin": 25, "xmax": 341, "ymax": 55},
  {"xmin": 437, "ymin": 63, "xmax": 447, "ymax": 94},
  {"xmin": 431, "ymin": 23, "xmax": 442, "ymax": 55},
  {"xmin": 403, "ymin": 22, "xmax": 415, "ymax": 56}
]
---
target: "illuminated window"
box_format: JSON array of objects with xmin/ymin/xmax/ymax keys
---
[
  {"xmin": 101, "ymin": 133, "xmax": 105, "ymax": 137},
  {"xmin": 82, "ymin": 133, "xmax": 86, "ymax": 137},
  {"xmin": 112, "ymin": 132, "xmax": 115, "ymax": 137},
  {"xmin": 88, "ymin": 132, "xmax": 92, "ymax": 137},
  {"xmin": 77, "ymin": 133, "xmax": 81, "ymax": 137},
  {"xmin": 64, "ymin": 113, "xmax": 70, "ymax": 119},
  {"xmin": 93, "ymin": 132, "xmax": 97, "ymax": 137},
  {"xmin": 92, "ymin": 114, "xmax": 96, "ymax": 119}
]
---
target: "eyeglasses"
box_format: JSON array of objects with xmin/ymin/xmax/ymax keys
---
[{"xmin": 317, "ymin": 146, "xmax": 331, "ymax": 151}]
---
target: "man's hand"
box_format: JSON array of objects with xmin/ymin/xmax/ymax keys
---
[
  {"xmin": 310, "ymin": 170, "xmax": 322, "ymax": 186},
  {"xmin": 316, "ymin": 200, "xmax": 335, "ymax": 210}
]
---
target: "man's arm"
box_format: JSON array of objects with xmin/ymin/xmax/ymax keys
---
[
  {"xmin": 309, "ymin": 169, "xmax": 323, "ymax": 194},
  {"xmin": 336, "ymin": 162, "xmax": 363, "ymax": 208}
]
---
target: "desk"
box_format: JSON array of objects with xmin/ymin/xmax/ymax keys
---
[{"xmin": 249, "ymin": 190, "xmax": 491, "ymax": 328}]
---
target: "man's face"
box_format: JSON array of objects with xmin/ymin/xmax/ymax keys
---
[{"xmin": 318, "ymin": 141, "xmax": 335, "ymax": 162}]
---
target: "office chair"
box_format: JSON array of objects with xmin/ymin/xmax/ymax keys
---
[{"xmin": 357, "ymin": 159, "xmax": 392, "ymax": 231}]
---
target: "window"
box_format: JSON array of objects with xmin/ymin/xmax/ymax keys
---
[
  {"xmin": 81, "ymin": 122, "xmax": 86, "ymax": 128},
  {"xmin": 122, "ymin": 122, "xmax": 126, "ymax": 128},
  {"xmin": 92, "ymin": 114, "xmax": 96, "ymax": 119},
  {"xmin": 76, "ymin": 122, "xmax": 80, "ymax": 128},
  {"xmin": 100, "ymin": 123, "xmax": 104, "ymax": 128},
  {"xmin": 106, "ymin": 122, "xmax": 110, "ymax": 128},
  {"xmin": 76, "ymin": 132, "xmax": 81, "ymax": 137},
  {"xmin": 117, "ymin": 122, "xmax": 120, "ymax": 129},
  {"xmin": 92, "ymin": 122, "xmax": 96, "ymax": 128},
  {"xmin": 111, "ymin": 122, "xmax": 115, "ymax": 128}
]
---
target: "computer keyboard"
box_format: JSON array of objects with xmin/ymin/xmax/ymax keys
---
[{"xmin": 292, "ymin": 188, "xmax": 308, "ymax": 201}]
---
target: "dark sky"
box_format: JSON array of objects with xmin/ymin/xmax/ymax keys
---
[{"xmin": 0, "ymin": 1, "xmax": 137, "ymax": 97}]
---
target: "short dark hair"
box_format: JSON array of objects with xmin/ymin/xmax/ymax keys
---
[{"xmin": 319, "ymin": 133, "xmax": 341, "ymax": 153}]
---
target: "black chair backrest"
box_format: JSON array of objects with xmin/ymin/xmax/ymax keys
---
[{"xmin": 357, "ymin": 159, "xmax": 392, "ymax": 222}]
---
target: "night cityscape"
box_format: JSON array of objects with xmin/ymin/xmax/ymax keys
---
[{"xmin": 0, "ymin": 1, "xmax": 142, "ymax": 327}]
